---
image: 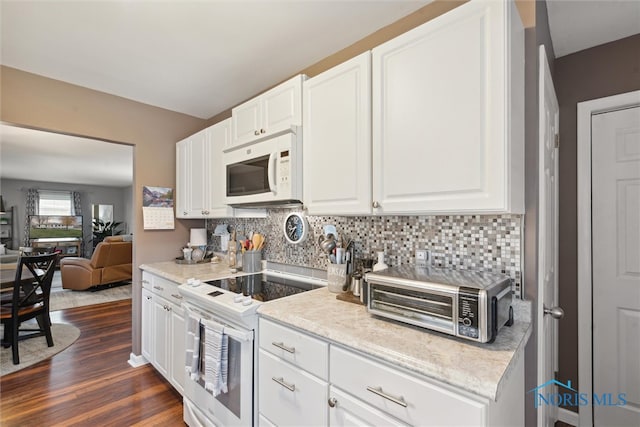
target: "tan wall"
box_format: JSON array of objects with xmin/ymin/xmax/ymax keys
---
[
  {"xmin": 554, "ymin": 33, "xmax": 640, "ymax": 413},
  {"xmin": 1, "ymin": 65, "xmax": 207, "ymax": 355}
]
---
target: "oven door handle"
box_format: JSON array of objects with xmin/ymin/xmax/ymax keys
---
[{"xmin": 183, "ymin": 302, "xmax": 254, "ymax": 342}]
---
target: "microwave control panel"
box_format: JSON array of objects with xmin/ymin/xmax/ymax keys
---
[{"xmin": 278, "ymin": 150, "xmax": 291, "ymax": 188}]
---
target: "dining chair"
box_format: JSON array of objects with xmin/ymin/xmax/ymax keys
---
[{"xmin": 0, "ymin": 252, "xmax": 58, "ymax": 364}]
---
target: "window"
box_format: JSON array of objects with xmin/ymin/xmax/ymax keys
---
[{"xmin": 38, "ymin": 190, "xmax": 73, "ymax": 215}]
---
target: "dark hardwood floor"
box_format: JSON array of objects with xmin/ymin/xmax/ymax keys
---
[{"xmin": 0, "ymin": 299, "xmax": 185, "ymax": 426}]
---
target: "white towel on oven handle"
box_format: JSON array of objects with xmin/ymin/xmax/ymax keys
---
[
  {"xmin": 201, "ymin": 317, "xmax": 229, "ymax": 396},
  {"xmin": 185, "ymin": 311, "xmax": 201, "ymax": 381}
]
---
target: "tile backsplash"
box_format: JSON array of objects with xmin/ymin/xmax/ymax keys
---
[{"xmin": 206, "ymin": 209, "xmax": 523, "ymax": 297}]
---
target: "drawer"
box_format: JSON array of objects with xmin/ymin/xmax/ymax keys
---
[
  {"xmin": 330, "ymin": 346, "xmax": 486, "ymax": 426},
  {"xmin": 143, "ymin": 272, "xmax": 184, "ymax": 306},
  {"xmin": 329, "ymin": 386, "xmax": 409, "ymax": 426},
  {"xmin": 259, "ymin": 318, "xmax": 328, "ymax": 380},
  {"xmin": 259, "ymin": 349, "xmax": 328, "ymax": 426}
]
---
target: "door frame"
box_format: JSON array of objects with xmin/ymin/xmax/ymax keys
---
[{"xmin": 577, "ymin": 89, "xmax": 640, "ymax": 427}]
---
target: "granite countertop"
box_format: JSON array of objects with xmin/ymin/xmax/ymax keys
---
[
  {"xmin": 139, "ymin": 260, "xmax": 255, "ymax": 284},
  {"xmin": 258, "ymin": 287, "xmax": 532, "ymax": 401}
]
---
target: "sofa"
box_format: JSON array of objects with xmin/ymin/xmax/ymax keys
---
[{"xmin": 60, "ymin": 235, "xmax": 132, "ymax": 290}]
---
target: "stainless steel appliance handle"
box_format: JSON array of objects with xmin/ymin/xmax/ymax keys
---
[
  {"xmin": 366, "ymin": 386, "xmax": 407, "ymax": 407},
  {"xmin": 272, "ymin": 376, "xmax": 295, "ymax": 392},
  {"xmin": 271, "ymin": 341, "xmax": 295, "ymax": 353},
  {"xmin": 183, "ymin": 302, "xmax": 253, "ymax": 341}
]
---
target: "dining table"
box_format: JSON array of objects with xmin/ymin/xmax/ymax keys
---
[{"xmin": 0, "ymin": 264, "xmax": 36, "ymax": 291}]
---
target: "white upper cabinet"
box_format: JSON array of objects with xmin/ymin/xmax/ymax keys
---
[
  {"xmin": 176, "ymin": 120, "xmax": 234, "ymax": 218},
  {"xmin": 372, "ymin": 0, "xmax": 524, "ymax": 214},
  {"xmin": 176, "ymin": 128, "xmax": 210, "ymax": 218},
  {"xmin": 232, "ymin": 74, "xmax": 306, "ymax": 147},
  {"xmin": 303, "ymin": 52, "xmax": 372, "ymax": 215},
  {"xmin": 208, "ymin": 119, "xmax": 235, "ymax": 218}
]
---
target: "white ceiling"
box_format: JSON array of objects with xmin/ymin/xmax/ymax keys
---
[
  {"xmin": 546, "ymin": 0, "xmax": 640, "ymax": 57},
  {"xmin": 1, "ymin": 1, "xmax": 638, "ymax": 188},
  {"xmin": 0, "ymin": 124, "xmax": 133, "ymax": 188}
]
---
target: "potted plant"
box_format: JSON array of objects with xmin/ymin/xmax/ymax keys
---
[{"xmin": 92, "ymin": 218, "xmax": 123, "ymax": 249}]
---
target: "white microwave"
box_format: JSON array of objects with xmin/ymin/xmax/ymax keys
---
[{"xmin": 223, "ymin": 129, "xmax": 302, "ymax": 207}]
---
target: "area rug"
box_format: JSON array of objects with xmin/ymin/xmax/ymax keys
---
[
  {"xmin": 49, "ymin": 284, "xmax": 132, "ymax": 311},
  {"xmin": 0, "ymin": 323, "xmax": 81, "ymax": 376}
]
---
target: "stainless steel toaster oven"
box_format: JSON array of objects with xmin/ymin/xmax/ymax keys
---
[{"xmin": 365, "ymin": 266, "xmax": 514, "ymax": 343}]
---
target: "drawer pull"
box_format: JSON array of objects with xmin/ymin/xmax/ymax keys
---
[
  {"xmin": 153, "ymin": 285, "xmax": 163, "ymax": 291},
  {"xmin": 171, "ymin": 293, "xmax": 183, "ymax": 300},
  {"xmin": 272, "ymin": 341, "xmax": 295, "ymax": 354},
  {"xmin": 272, "ymin": 376, "xmax": 295, "ymax": 392},
  {"xmin": 366, "ymin": 386, "xmax": 407, "ymax": 408}
]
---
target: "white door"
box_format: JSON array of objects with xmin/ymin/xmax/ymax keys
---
[
  {"xmin": 537, "ymin": 45, "xmax": 560, "ymax": 427},
  {"xmin": 592, "ymin": 105, "xmax": 640, "ymax": 426}
]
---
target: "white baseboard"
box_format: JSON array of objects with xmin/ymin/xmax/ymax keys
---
[
  {"xmin": 558, "ymin": 408, "xmax": 579, "ymax": 426},
  {"xmin": 127, "ymin": 352, "xmax": 149, "ymax": 368}
]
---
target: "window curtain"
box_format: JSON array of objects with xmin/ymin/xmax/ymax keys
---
[
  {"xmin": 23, "ymin": 188, "xmax": 39, "ymax": 246},
  {"xmin": 72, "ymin": 191, "xmax": 82, "ymax": 215}
]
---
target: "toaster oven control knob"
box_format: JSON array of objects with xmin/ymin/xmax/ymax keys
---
[{"xmin": 462, "ymin": 317, "xmax": 472, "ymax": 326}]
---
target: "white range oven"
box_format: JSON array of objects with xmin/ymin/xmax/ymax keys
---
[{"xmin": 178, "ymin": 271, "xmax": 324, "ymax": 426}]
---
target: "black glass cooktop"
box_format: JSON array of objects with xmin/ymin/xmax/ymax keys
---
[{"xmin": 206, "ymin": 273, "xmax": 316, "ymax": 302}]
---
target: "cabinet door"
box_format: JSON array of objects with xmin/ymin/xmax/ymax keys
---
[
  {"xmin": 141, "ymin": 288, "xmax": 154, "ymax": 363},
  {"xmin": 262, "ymin": 75, "xmax": 303, "ymax": 137},
  {"xmin": 328, "ymin": 387, "xmax": 408, "ymax": 426},
  {"xmin": 372, "ymin": 0, "xmax": 521, "ymax": 214},
  {"xmin": 189, "ymin": 129, "xmax": 210, "ymax": 216},
  {"xmin": 232, "ymin": 97, "xmax": 262, "ymax": 146},
  {"xmin": 170, "ymin": 303, "xmax": 185, "ymax": 395},
  {"xmin": 176, "ymin": 130, "xmax": 210, "ymax": 218},
  {"xmin": 152, "ymin": 296, "xmax": 170, "ymax": 377},
  {"xmin": 259, "ymin": 349, "xmax": 328, "ymax": 426},
  {"xmin": 175, "ymin": 139, "xmax": 191, "ymax": 218},
  {"xmin": 303, "ymin": 52, "xmax": 372, "ymax": 215},
  {"xmin": 208, "ymin": 119, "xmax": 234, "ymax": 218}
]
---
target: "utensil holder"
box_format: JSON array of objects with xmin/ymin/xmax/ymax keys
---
[
  {"xmin": 242, "ymin": 250, "xmax": 262, "ymax": 273},
  {"xmin": 327, "ymin": 263, "xmax": 348, "ymax": 293}
]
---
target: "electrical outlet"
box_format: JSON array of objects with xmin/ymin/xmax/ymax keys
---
[{"xmin": 415, "ymin": 249, "xmax": 431, "ymax": 267}]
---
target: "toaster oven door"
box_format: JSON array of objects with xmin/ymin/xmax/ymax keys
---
[{"xmin": 367, "ymin": 282, "xmax": 456, "ymax": 335}]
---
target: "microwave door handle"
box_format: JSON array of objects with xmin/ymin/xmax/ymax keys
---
[{"xmin": 268, "ymin": 152, "xmax": 277, "ymax": 194}]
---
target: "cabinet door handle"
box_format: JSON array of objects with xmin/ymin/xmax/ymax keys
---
[
  {"xmin": 260, "ymin": 128, "xmax": 266, "ymax": 134},
  {"xmin": 372, "ymin": 201, "xmax": 380, "ymax": 208},
  {"xmin": 328, "ymin": 397, "xmax": 338, "ymax": 408},
  {"xmin": 145, "ymin": 295, "xmax": 152, "ymax": 301},
  {"xmin": 183, "ymin": 212, "xmax": 188, "ymax": 215},
  {"xmin": 272, "ymin": 376, "xmax": 295, "ymax": 392},
  {"xmin": 272, "ymin": 341, "xmax": 295, "ymax": 353},
  {"xmin": 366, "ymin": 386, "xmax": 407, "ymax": 407},
  {"xmin": 254, "ymin": 130, "xmax": 260, "ymax": 136}
]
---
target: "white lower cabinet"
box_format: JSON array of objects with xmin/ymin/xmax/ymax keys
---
[
  {"xmin": 141, "ymin": 271, "xmax": 185, "ymax": 395},
  {"xmin": 328, "ymin": 386, "xmax": 408, "ymax": 426},
  {"xmin": 258, "ymin": 317, "xmax": 524, "ymax": 427},
  {"xmin": 259, "ymin": 350, "xmax": 328, "ymax": 426}
]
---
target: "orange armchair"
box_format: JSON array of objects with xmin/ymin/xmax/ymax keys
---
[{"xmin": 60, "ymin": 235, "xmax": 132, "ymax": 290}]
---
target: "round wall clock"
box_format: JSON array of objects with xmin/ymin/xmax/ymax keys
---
[{"xmin": 283, "ymin": 212, "xmax": 309, "ymax": 245}]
